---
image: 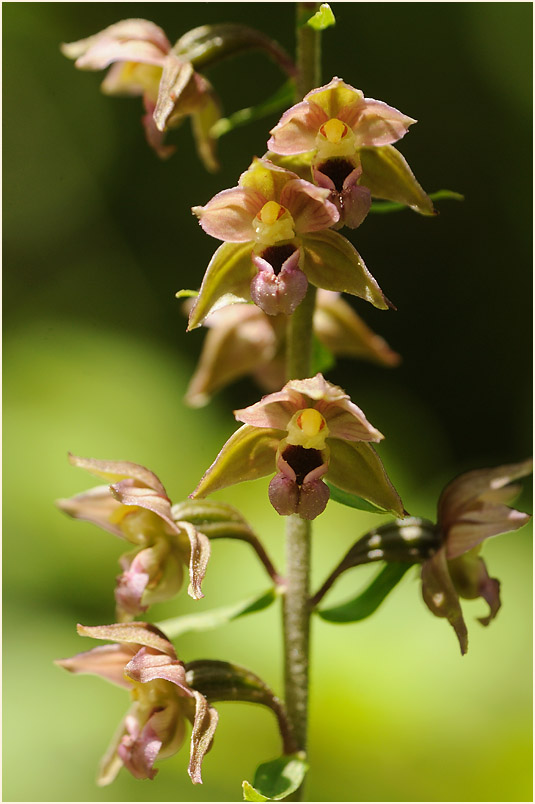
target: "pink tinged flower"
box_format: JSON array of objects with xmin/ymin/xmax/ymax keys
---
[
  {"xmin": 191, "ymin": 374, "xmax": 405, "ymax": 520},
  {"xmin": 56, "ymin": 455, "xmax": 211, "ymax": 618},
  {"xmin": 422, "ymin": 460, "xmax": 532, "ymax": 654},
  {"xmin": 61, "ymin": 20, "xmax": 221, "ymax": 168},
  {"xmin": 188, "ymin": 158, "xmax": 391, "ymax": 327},
  {"xmin": 313, "ymin": 159, "xmax": 371, "ymax": 230},
  {"xmin": 56, "ymin": 622, "xmax": 218, "ymax": 785}
]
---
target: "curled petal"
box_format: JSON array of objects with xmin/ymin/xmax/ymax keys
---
[
  {"xmin": 314, "ymin": 290, "xmax": 401, "ymax": 366},
  {"xmin": 55, "ymin": 643, "xmax": 135, "ymax": 688},
  {"xmin": 110, "ymin": 479, "xmax": 178, "ymax": 532},
  {"xmin": 193, "ymin": 187, "xmax": 265, "ymax": 242},
  {"xmin": 250, "ymin": 247, "xmax": 308, "ymax": 316},
  {"xmin": 191, "ymin": 425, "xmax": 280, "ymax": 499},
  {"xmin": 187, "ymin": 691, "xmax": 219, "ymax": 784},
  {"xmin": 285, "ymin": 373, "xmax": 345, "ymax": 402},
  {"xmin": 421, "ymin": 548, "xmax": 468, "ymax": 655},
  {"xmin": 448, "ymin": 553, "xmax": 501, "ymax": 627},
  {"xmin": 327, "ymin": 440, "xmax": 406, "ymax": 517},
  {"xmin": 445, "ymin": 505, "xmax": 531, "ymax": 560},
  {"xmin": 67, "ymin": 454, "xmax": 168, "ymax": 496},
  {"xmin": 187, "ymin": 242, "xmax": 255, "ymax": 330},
  {"xmin": 343, "ymin": 98, "xmax": 416, "ymax": 148},
  {"xmin": 184, "ymin": 304, "xmax": 277, "ymax": 408},
  {"xmin": 360, "ymin": 145, "xmax": 435, "ymax": 215},
  {"xmin": 118, "ymin": 711, "xmax": 161, "ymax": 780},
  {"xmin": 116, "ymin": 550, "xmax": 151, "ymax": 618},
  {"xmin": 239, "ymin": 157, "xmax": 297, "ymax": 199},
  {"xmin": 234, "ymin": 387, "xmax": 305, "ymax": 430},
  {"xmin": 177, "ymin": 521, "xmax": 211, "ymax": 600},
  {"xmin": 142, "ymin": 96, "xmax": 175, "ymax": 159},
  {"xmin": 56, "ymin": 485, "xmax": 124, "ymax": 538},
  {"xmin": 301, "ymin": 230, "xmax": 392, "ymax": 310},
  {"xmin": 61, "ymin": 19, "xmax": 170, "ymax": 70},
  {"xmin": 77, "ymin": 622, "xmax": 176, "ymax": 657},
  {"xmin": 280, "ymin": 179, "xmax": 339, "ymax": 233},
  {"xmin": 317, "ymin": 396, "xmax": 383, "ymax": 442},
  {"xmin": 268, "ymin": 99, "xmax": 327, "ymax": 155},
  {"xmin": 125, "ymin": 646, "xmax": 191, "ymax": 693},
  {"xmin": 153, "ymin": 54, "xmax": 194, "ymax": 131}
]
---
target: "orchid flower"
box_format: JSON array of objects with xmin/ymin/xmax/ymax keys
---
[
  {"xmin": 56, "ymin": 455, "xmax": 211, "ymax": 619},
  {"xmin": 188, "ymin": 157, "xmax": 392, "ymax": 326},
  {"xmin": 61, "ymin": 19, "xmax": 220, "ymax": 168},
  {"xmin": 56, "ymin": 622, "xmax": 218, "ymax": 785},
  {"xmin": 192, "ymin": 373, "xmax": 405, "ymax": 520},
  {"xmin": 184, "ymin": 290, "xmax": 401, "ymax": 408},
  {"xmin": 268, "ymin": 77, "xmax": 434, "ymax": 225},
  {"xmin": 421, "ymin": 460, "xmax": 532, "ymax": 654}
]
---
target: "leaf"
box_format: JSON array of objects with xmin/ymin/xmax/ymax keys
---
[
  {"xmin": 211, "ymin": 81, "xmax": 296, "ymax": 139},
  {"xmin": 155, "ymin": 588, "xmax": 276, "ymax": 639},
  {"xmin": 307, "ymin": 4, "xmax": 336, "ymax": 30},
  {"xmin": 326, "ymin": 481, "xmax": 389, "ymax": 514},
  {"xmin": 311, "ymin": 333, "xmax": 335, "ymax": 375},
  {"xmin": 243, "ymin": 754, "xmax": 309, "ymax": 801},
  {"xmin": 370, "ymin": 190, "xmax": 464, "ymax": 215},
  {"xmin": 176, "ymin": 288, "xmax": 199, "ymax": 299},
  {"xmin": 318, "ymin": 562, "xmax": 412, "ymax": 623}
]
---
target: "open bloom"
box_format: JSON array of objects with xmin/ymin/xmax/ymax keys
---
[
  {"xmin": 189, "ymin": 157, "xmax": 391, "ymax": 326},
  {"xmin": 192, "ymin": 374, "xmax": 405, "ymax": 520},
  {"xmin": 61, "ymin": 19, "xmax": 220, "ymax": 168},
  {"xmin": 422, "ymin": 460, "xmax": 532, "ymax": 654},
  {"xmin": 268, "ymin": 77, "xmax": 434, "ymax": 224},
  {"xmin": 184, "ymin": 290, "xmax": 401, "ymax": 407},
  {"xmin": 57, "ymin": 455, "xmax": 211, "ymax": 619},
  {"xmin": 56, "ymin": 622, "xmax": 218, "ymax": 784}
]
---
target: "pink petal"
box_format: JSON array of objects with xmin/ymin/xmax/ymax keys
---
[
  {"xmin": 250, "ymin": 247, "xmax": 308, "ymax": 316},
  {"xmin": 56, "ymin": 484, "xmax": 124, "ymax": 538},
  {"xmin": 445, "ymin": 505, "xmax": 531, "ymax": 560},
  {"xmin": 125, "ymin": 647, "xmax": 192, "ymax": 694},
  {"xmin": 55, "ymin": 643, "xmax": 135, "ymax": 688},
  {"xmin": 68, "ymin": 453, "xmax": 168, "ymax": 496},
  {"xmin": 268, "ymin": 99, "xmax": 327, "ymax": 155},
  {"xmin": 234, "ymin": 387, "xmax": 305, "ymax": 430},
  {"xmin": 61, "ymin": 19, "xmax": 170, "ymax": 69},
  {"xmin": 280, "ymin": 179, "xmax": 339, "ymax": 233},
  {"xmin": 118, "ymin": 711, "xmax": 162, "ymax": 780},
  {"xmin": 318, "ymin": 396, "xmax": 383, "ymax": 442},
  {"xmin": 142, "ymin": 96, "xmax": 175, "ymax": 159},
  {"xmin": 193, "ymin": 187, "xmax": 265, "ymax": 242},
  {"xmin": 110, "ymin": 479, "xmax": 178, "ymax": 533},
  {"xmin": 343, "ymin": 98, "xmax": 416, "ymax": 147},
  {"xmin": 77, "ymin": 622, "xmax": 177, "ymax": 657}
]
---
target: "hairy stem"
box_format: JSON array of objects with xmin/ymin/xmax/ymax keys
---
[{"xmin": 281, "ymin": 4, "xmax": 321, "ymax": 800}]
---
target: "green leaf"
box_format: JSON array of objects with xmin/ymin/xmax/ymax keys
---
[
  {"xmin": 370, "ymin": 190, "xmax": 464, "ymax": 215},
  {"xmin": 243, "ymin": 754, "xmax": 309, "ymax": 801},
  {"xmin": 311, "ymin": 333, "xmax": 335, "ymax": 375},
  {"xmin": 175, "ymin": 288, "xmax": 199, "ymax": 299},
  {"xmin": 307, "ymin": 4, "xmax": 336, "ymax": 30},
  {"xmin": 211, "ymin": 81, "xmax": 295, "ymax": 139},
  {"xmin": 318, "ymin": 562, "xmax": 412, "ymax": 623},
  {"xmin": 326, "ymin": 481, "xmax": 389, "ymax": 514},
  {"xmin": 156, "ymin": 588, "xmax": 277, "ymax": 639}
]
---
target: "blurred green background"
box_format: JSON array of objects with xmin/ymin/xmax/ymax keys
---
[{"xmin": 3, "ymin": 3, "xmax": 532, "ymax": 802}]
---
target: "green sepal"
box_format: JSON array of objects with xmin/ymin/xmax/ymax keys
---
[
  {"xmin": 318, "ymin": 562, "xmax": 412, "ymax": 623},
  {"xmin": 370, "ymin": 190, "xmax": 464, "ymax": 215},
  {"xmin": 155, "ymin": 588, "xmax": 277, "ymax": 639},
  {"xmin": 311, "ymin": 333, "xmax": 336, "ymax": 375},
  {"xmin": 307, "ymin": 4, "xmax": 336, "ymax": 30},
  {"xmin": 243, "ymin": 754, "xmax": 309, "ymax": 801},
  {"xmin": 187, "ymin": 242, "xmax": 255, "ymax": 330},
  {"xmin": 302, "ymin": 230, "xmax": 392, "ymax": 310},
  {"xmin": 211, "ymin": 81, "xmax": 295, "ymax": 139},
  {"xmin": 359, "ymin": 145, "xmax": 435, "ymax": 215},
  {"xmin": 326, "ymin": 481, "xmax": 389, "ymax": 514}
]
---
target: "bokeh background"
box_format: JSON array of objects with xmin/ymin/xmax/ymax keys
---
[{"xmin": 3, "ymin": 3, "xmax": 532, "ymax": 802}]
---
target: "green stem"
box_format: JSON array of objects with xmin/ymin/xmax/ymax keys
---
[{"xmin": 281, "ymin": 5, "xmax": 321, "ymax": 800}]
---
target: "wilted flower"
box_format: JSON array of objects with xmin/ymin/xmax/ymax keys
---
[
  {"xmin": 268, "ymin": 77, "xmax": 434, "ymax": 224},
  {"xmin": 57, "ymin": 455, "xmax": 211, "ymax": 619},
  {"xmin": 421, "ymin": 460, "xmax": 532, "ymax": 654},
  {"xmin": 56, "ymin": 622, "xmax": 218, "ymax": 785},
  {"xmin": 184, "ymin": 290, "xmax": 401, "ymax": 407},
  {"xmin": 192, "ymin": 373, "xmax": 405, "ymax": 520},
  {"xmin": 61, "ymin": 19, "xmax": 220, "ymax": 168},
  {"xmin": 189, "ymin": 157, "xmax": 391, "ymax": 326}
]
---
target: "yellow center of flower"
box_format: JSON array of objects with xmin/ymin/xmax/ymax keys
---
[
  {"xmin": 286, "ymin": 408, "xmax": 330, "ymax": 450},
  {"xmin": 320, "ymin": 118, "xmax": 349, "ymax": 144},
  {"xmin": 258, "ymin": 201, "xmax": 285, "ymax": 225}
]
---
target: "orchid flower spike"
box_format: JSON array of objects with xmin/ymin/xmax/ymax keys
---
[
  {"xmin": 192, "ymin": 373, "xmax": 405, "ymax": 520},
  {"xmin": 268, "ymin": 77, "xmax": 434, "ymax": 224},
  {"xmin": 61, "ymin": 19, "xmax": 221, "ymax": 168},
  {"xmin": 56, "ymin": 622, "xmax": 218, "ymax": 785},
  {"xmin": 188, "ymin": 157, "xmax": 392, "ymax": 326},
  {"xmin": 420, "ymin": 460, "xmax": 533, "ymax": 654},
  {"xmin": 184, "ymin": 290, "xmax": 401, "ymax": 408},
  {"xmin": 56, "ymin": 455, "xmax": 211, "ymax": 619}
]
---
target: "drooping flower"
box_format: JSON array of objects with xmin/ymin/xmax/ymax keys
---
[
  {"xmin": 184, "ymin": 290, "xmax": 401, "ymax": 407},
  {"xmin": 57, "ymin": 455, "xmax": 211, "ymax": 619},
  {"xmin": 188, "ymin": 157, "xmax": 392, "ymax": 326},
  {"xmin": 191, "ymin": 373, "xmax": 405, "ymax": 520},
  {"xmin": 61, "ymin": 19, "xmax": 221, "ymax": 168},
  {"xmin": 268, "ymin": 77, "xmax": 434, "ymax": 225},
  {"xmin": 56, "ymin": 622, "xmax": 218, "ymax": 785},
  {"xmin": 420, "ymin": 460, "xmax": 532, "ymax": 654}
]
